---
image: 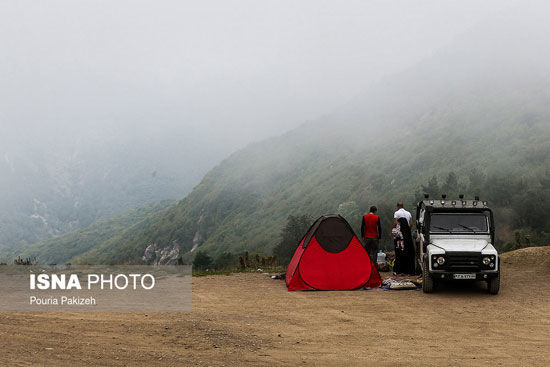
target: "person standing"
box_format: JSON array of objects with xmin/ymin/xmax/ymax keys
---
[
  {"xmin": 393, "ymin": 201, "xmax": 413, "ymax": 231},
  {"xmin": 361, "ymin": 206, "xmax": 382, "ymax": 264},
  {"xmin": 391, "ymin": 202, "xmax": 415, "ymax": 275}
]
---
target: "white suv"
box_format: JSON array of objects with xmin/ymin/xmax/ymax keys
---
[{"xmin": 416, "ymin": 195, "xmax": 500, "ymax": 294}]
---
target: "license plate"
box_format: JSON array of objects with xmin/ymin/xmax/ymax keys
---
[{"xmin": 453, "ymin": 273, "xmax": 476, "ymax": 280}]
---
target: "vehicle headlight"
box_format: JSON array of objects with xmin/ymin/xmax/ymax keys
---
[
  {"xmin": 432, "ymin": 255, "xmax": 445, "ymax": 268},
  {"xmin": 483, "ymin": 255, "xmax": 496, "ymax": 269}
]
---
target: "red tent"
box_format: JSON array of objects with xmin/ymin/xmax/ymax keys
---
[{"xmin": 286, "ymin": 214, "xmax": 382, "ymax": 291}]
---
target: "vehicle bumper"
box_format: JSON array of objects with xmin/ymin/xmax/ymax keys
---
[{"xmin": 429, "ymin": 271, "xmax": 499, "ymax": 280}]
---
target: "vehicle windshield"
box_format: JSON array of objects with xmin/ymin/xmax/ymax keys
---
[{"xmin": 429, "ymin": 213, "xmax": 488, "ymax": 233}]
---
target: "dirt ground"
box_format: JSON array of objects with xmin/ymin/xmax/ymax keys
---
[{"xmin": 1, "ymin": 247, "xmax": 549, "ymax": 367}]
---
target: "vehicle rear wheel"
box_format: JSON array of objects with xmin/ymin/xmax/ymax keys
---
[
  {"xmin": 422, "ymin": 260, "xmax": 434, "ymax": 293},
  {"xmin": 488, "ymin": 272, "xmax": 500, "ymax": 295}
]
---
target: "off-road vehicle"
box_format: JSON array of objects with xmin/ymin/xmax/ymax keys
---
[{"xmin": 415, "ymin": 194, "xmax": 500, "ymax": 294}]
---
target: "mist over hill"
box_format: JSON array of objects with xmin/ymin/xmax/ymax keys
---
[
  {"xmin": 98, "ymin": 83, "xmax": 548, "ymax": 264},
  {"xmin": 0, "ymin": 127, "xmax": 228, "ymax": 253},
  {"xmin": 14, "ymin": 4, "xmax": 550, "ymax": 265},
  {"xmin": 7, "ymin": 201, "xmax": 174, "ymax": 264},
  {"xmin": 5, "ymin": 1, "xmax": 501, "ymax": 254}
]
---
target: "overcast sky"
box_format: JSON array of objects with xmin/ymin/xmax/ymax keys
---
[{"xmin": 1, "ymin": 0, "xmax": 521, "ymax": 150}]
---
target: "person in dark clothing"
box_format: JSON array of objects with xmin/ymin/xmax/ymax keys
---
[
  {"xmin": 391, "ymin": 202, "xmax": 416, "ymax": 275},
  {"xmin": 394, "ymin": 217, "xmax": 416, "ymax": 275},
  {"xmin": 361, "ymin": 206, "xmax": 382, "ymax": 264}
]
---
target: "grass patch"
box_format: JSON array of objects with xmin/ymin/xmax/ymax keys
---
[{"xmin": 192, "ymin": 266, "xmax": 285, "ymax": 277}]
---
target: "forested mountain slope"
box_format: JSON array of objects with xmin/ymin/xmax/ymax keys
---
[
  {"xmin": 5, "ymin": 201, "xmax": 174, "ymax": 264},
  {"xmin": 18, "ymin": 8, "xmax": 550, "ymax": 264},
  {"xmin": 101, "ymin": 84, "xmax": 548, "ymax": 263},
  {"xmin": 0, "ymin": 127, "xmax": 227, "ymax": 254}
]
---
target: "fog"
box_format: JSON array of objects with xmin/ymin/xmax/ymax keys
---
[
  {"xmin": 6, "ymin": 0, "xmax": 550, "ymax": 249},
  {"xmin": 1, "ymin": 0, "xmax": 521, "ymax": 150}
]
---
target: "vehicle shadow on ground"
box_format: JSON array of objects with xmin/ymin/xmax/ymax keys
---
[{"xmin": 431, "ymin": 279, "xmax": 493, "ymax": 296}]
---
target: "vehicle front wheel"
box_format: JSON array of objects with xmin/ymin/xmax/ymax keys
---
[
  {"xmin": 422, "ymin": 261, "xmax": 435, "ymax": 293},
  {"xmin": 488, "ymin": 273, "xmax": 500, "ymax": 295}
]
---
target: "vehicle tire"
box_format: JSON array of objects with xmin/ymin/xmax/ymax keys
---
[
  {"xmin": 422, "ymin": 260, "xmax": 434, "ymax": 293},
  {"xmin": 488, "ymin": 272, "xmax": 500, "ymax": 295}
]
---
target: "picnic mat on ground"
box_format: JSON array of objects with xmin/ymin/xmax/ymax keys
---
[{"xmin": 381, "ymin": 276, "xmax": 422, "ymax": 290}]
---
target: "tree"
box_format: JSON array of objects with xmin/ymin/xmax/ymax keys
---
[
  {"xmin": 416, "ymin": 175, "xmax": 441, "ymax": 203},
  {"xmin": 513, "ymin": 189, "xmax": 547, "ymax": 232},
  {"xmin": 214, "ymin": 252, "xmax": 237, "ymax": 269},
  {"xmin": 193, "ymin": 250, "xmax": 213, "ymax": 270},
  {"xmin": 441, "ymin": 172, "xmax": 459, "ymax": 198},
  {"xmin": 273, "ymin": 214, "xmax": 312, "ymax": 266},
  {"xmin": 420, "ymin": 176, "xmax": 440, "ymax": 199},
  {"xmin": 468, "ymin": 168, "xmax": 485, "ymax": 196}
]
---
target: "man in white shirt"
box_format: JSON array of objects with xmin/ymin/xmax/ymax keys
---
[{"xmin": 393, "ymin": 202, "xmax": 413, "ymax": 232}]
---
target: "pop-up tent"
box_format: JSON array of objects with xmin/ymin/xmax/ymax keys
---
[{"xmin": 286, "ymin": 214, "xmax": 382, "ymax": 291}]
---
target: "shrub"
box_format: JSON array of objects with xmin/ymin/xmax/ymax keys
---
[
  {"xmin": 273, "ymin": 214, "xmax": 312, "ymax": 266},
  {"xmin": 193, "ymin": 250, "xmax": 213, "ymax": 270}
]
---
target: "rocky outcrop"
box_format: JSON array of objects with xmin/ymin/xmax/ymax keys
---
[
  {"xmin": 190, "ymin": 212, "xmax": 205, "ymax": 252},
  {"xmin": 142, "ymin": 241, "xmax": 180, "ymax": 265}
]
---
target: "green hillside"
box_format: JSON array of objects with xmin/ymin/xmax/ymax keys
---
[
  {"xmin": 37, "ymin": 79, "xmax": 547, "ymax": 265},
  {"xmin": 7, "ymin": 200, "xmax": 174, "ymax": 264},
  {"xmin": 15, "ymin": 11, "xmax": 550, "ymax": 265},
  {"xmin": 115, "ymin": 89, "xmax": 550, "ymax": 261}
]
